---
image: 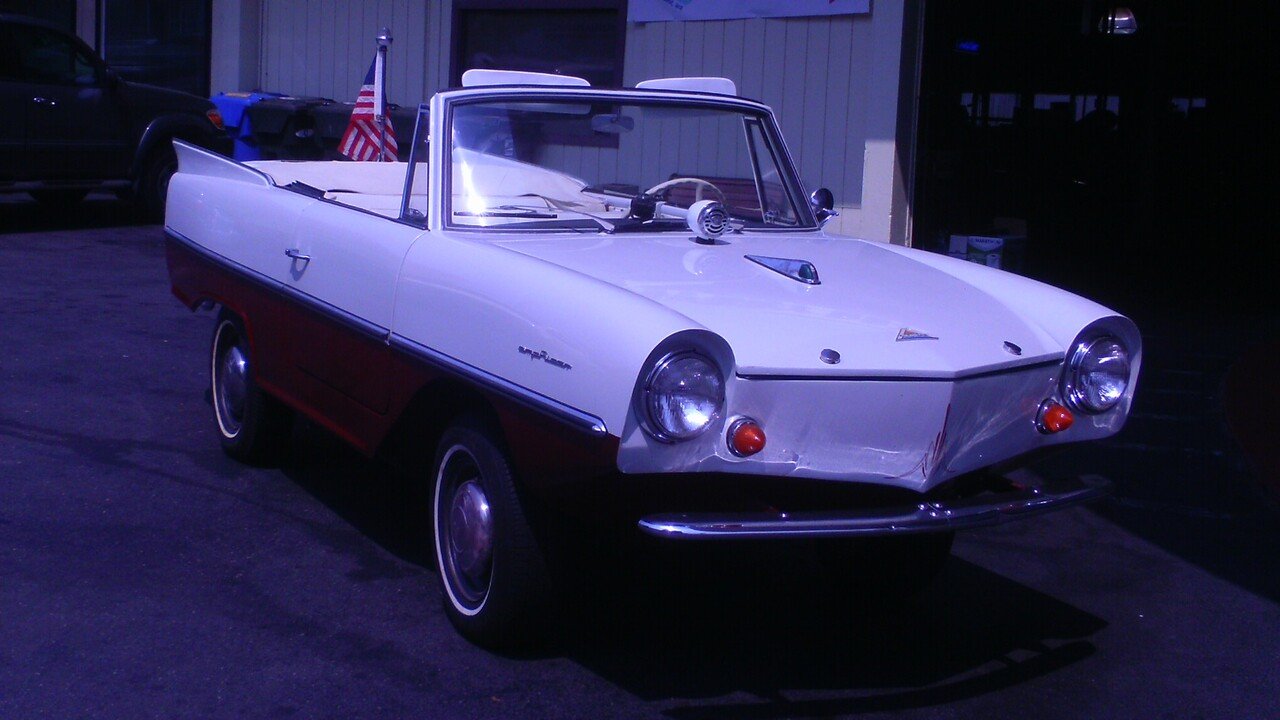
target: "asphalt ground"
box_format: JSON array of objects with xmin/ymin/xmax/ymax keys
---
[{"xmin": 2, "ymin": 195, "xmax": 1278, "ymax": 719}]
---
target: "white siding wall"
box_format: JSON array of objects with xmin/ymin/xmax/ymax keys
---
[
  {"xmin": 246, "ymin": 1, "xmax": 912, "ymax": 241},
  {"xmin": 621, "ymin": 16, "xmax": 882, "ymax": 237}
]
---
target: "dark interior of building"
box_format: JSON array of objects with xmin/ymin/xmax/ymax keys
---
[
  {"xmin": 915, "ymin": 0, "xmax": 1269, "ymax": 316},
  {"xmin": 914, "ymin": 0, "xmax": 1277, "ymax": 508}
]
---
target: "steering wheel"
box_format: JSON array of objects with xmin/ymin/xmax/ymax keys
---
[{"xmin": 644, "ymin": 177, "xmax": 727, "ymax": 205}]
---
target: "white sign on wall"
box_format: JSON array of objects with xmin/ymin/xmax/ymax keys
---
[{"xmin": 629, "ymin": 0, "xmax": 872, "ymax": 23}]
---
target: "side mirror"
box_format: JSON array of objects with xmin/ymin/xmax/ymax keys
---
[{"xmin": 810, "ymin": 188, "xmax": 839, "ymax": 226}]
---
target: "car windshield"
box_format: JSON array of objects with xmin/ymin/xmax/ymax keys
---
[{"xmin": 446, "ymin": 97, "xmax": 810, "ymax": 232}]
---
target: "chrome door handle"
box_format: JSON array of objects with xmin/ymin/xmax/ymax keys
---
[{"xmin": 284, "ymin": 248, "xmax": 311, "ymax": 261}]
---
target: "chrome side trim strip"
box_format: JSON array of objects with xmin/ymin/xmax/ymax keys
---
[
  {"xmin": 166, "ymin": 228, "xmax": 607, "ymax": 437},
  {"xmin": 167, "ymin": 226, "xmax": 282, "ymax": 290},
  {"xmin": 638, "ymin": 475, "xmax": 1110, "ymax": 540},
  {"xmin": 165, "ymin": 229, "xmax": 388, "ymax": 343},
  {"xmin": 389, "ymin": 335, "xmax": 608, "ymax": 437}
]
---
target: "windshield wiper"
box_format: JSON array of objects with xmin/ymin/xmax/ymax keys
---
[
  {"xmin": 455, "ymin": 207, "xmax": 558, "ymax": 219},
  {"xmin": 608, "ymin": 218, "xmax": 689, "ymax": 233},
  {"xmin": 519, "ymin": 194, "xmax": 617, "ymax": 233}
]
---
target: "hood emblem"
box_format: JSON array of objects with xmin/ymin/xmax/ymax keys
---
[
  {"xmin": 1003, "ymin": 341, "xmax": 1023, "ymax": 356},
  {"xmin": 745, "ymin": 255, "xmax": 821, "ymax": 285},
  {"xmin": 518, "ymin": 345, "xmax": 572, "ymax": 370},
  {"xmin": 896, "ymin": 328, "xmax": 938, "ymax": 342},
  {"xmin": 819, "ymin": 349, "xmax": 841, "ymax": 365}
]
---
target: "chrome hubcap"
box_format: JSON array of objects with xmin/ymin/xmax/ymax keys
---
[
  {"xmin": 448, "ymin": 479, "xmax": 493, "ymax": 590},
  {"xmin": 216, "ymin": 342, "xmax": 248, "ymax": 436}
]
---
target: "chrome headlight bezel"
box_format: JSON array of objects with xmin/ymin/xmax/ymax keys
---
[
  {"xmin": 1061, "ymin": 334, "xmax": 1131, "ymax": 414},
  {"xmin": 640, "ymin": 351, "xmax": 725, "ymax": 442}
]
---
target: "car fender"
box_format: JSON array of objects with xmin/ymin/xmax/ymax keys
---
[
  {"xmin": 392, "ymin": 232, "xmax": 712, "ymax": 438},
  {"xmin": 132, "ymin": 114, "xmax": 226, "ymax": 178}
]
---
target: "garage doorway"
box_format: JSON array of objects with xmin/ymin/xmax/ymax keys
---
[{"xmin": 913, "ymin": 0, "xmax": 1258, "ymax": 309}]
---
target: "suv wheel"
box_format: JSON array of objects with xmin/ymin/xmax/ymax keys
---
[{"xmin": 138, "ymin": 144, "xmax": 178, "ymax": 221}]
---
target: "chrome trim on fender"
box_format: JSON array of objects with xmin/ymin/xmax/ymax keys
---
[
  {"xmin": 166, "ymin": 228, "xmax": 608, "ymax": 437},
  {"xmin": 638, "ymin": 475, "xmax": 1111, "ymax": 539},
  {"xmin": 166, "ymin": 229, "xmax": 389, "ymax": 343},
  {"xmin": 736, "ymin": 356, "xmax": 1063, "ymax": 383},
  {"xmin": 389, "ymin": 334, "xmax": 608, "ymax": 437}
]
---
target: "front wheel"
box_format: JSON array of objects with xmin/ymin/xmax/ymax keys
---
[
  {"xmin": 211, "ymin": 311, "xmax": 291, "ymax": 464},
  {"xmin": 432, "ymin": 418, "xmax": 551, "ymax": 648}
]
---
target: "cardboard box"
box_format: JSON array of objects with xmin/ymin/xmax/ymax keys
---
[{"xmin": 967, "ymin": 235, "xmax": 1005, "ymax": 268}]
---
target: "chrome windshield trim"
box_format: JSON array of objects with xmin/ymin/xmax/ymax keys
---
[
  {"xmin": 440, "ymin": 90, "xmax": 816, "ymax": 233},
  {"xmin": 638, "ymin": 475, "xmax": 1111, "ymax": 539}
]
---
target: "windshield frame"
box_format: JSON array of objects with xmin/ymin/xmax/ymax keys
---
[{"xmin": 437, "ymin": 87, "xmax": 819, "ymax": 234}]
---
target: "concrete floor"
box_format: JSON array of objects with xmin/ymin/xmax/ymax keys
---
[{"xmin": 2, "ymin": 195, "xmax": 1277, "ymax": 719}]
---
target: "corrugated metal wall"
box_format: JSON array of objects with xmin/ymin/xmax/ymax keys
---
[
  {"xmin": 256, "ymin": 2, "xmax": 894, "ymax": 237},
  {"xmin": 260, "ymin": 0, "xmax": 448, "ymax": 107},
  {"xmin": 622, "ymin": 17, "xmax": 878, "ymax": 237}
]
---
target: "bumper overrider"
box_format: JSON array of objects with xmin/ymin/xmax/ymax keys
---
[{"xmin": 638, "ymin": 474, "xmax": 1110, "ymax": 539}]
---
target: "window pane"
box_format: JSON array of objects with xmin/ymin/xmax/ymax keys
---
[
  {"xmin": 454, "ymin": 9, "xmax": 621, "ymax": 88},
  {"xmin": 402, "ymin": 112, "xmax": 431, "ymax": 225},
  {"xmin": 18, "ymin": 29, "xmax": 89, "ymax": 84},
  {"xmin": 102, "ymin": 0, "xmax": 209, "ymax": 97},
  {"xmin": 448, "ymin": 99, "xmax": 807, "ymax": 231}
]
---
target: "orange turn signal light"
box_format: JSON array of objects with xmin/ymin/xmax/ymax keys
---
[
  {"xmin": 728, "ymin": 418, "xmax": 766, "ymax": 457},
  {"xmin": 1037, "ymin": 401, "xmax": 1074, "ymax": 434}
]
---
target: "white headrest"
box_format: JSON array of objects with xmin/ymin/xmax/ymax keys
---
[
  {"xmin": 461, "ymin": 69, "xmax": 591, "ymax": 88},
  {"xmin": 635, "ymin": 77, "xmax": 737, "ymax": 96}
]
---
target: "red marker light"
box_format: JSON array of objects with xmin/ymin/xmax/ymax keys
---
[
  {"xmin": 1037, "ymin": 402, "xmax": 1074, "ymax": 434},
  {"xmin": 728, "ymin": 419, "xmax": 766, "ymax": 457}
]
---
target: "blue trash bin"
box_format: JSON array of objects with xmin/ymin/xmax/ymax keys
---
[{"xmin": 211, "ymin": 91, "xmax": 285, "ymax": 161}]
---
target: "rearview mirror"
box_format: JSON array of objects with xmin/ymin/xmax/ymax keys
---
[
  {"xmin": 810, "ymin": 188, "xmax": 839, "ymax": 226},
  {"xmin": 590, "ymin": 113, "xmax": 635, "ymax": 134}
]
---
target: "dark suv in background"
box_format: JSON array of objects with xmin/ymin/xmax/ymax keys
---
[{"xmin": 0, "ymin": 14, "xmax": 230, "ymax": 217}]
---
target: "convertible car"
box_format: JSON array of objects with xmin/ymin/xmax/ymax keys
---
[{"xmin": 164, "ymin": 70, "xmax": 1140, "ymax": 647}]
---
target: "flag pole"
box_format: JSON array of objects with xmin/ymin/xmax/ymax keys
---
[{"xmin": 375, "ymin": 27, "xmax": 393, "ymax": 161}]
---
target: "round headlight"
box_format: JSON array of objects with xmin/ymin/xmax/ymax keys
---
[
  {"xmin": 642, "ymin": 352, "xmax": 724, "ymax": 441},
  {"xmin": 1062, "ymin": 336, "xmax": 1130, "ymax": 413}
]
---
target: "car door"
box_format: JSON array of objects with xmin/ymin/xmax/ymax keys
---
[
  {"xmin": 0, "ymin": 22, "xmax": 29, "ymax": 180},
  {"xmin": 281, "ymin": 200, "xmax": 426, "ymax": 415},
  {"xmin": 14, "ymin": 25, "xmax": 130, "ymax": 180}
]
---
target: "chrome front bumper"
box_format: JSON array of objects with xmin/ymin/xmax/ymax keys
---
[{"xmin": 637, "ymin": 475, "xmax": 1111, "ymax": 540}]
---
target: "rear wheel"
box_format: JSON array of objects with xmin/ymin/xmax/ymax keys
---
[
  {"xmin": 211, "ymin": 311, "xmax": 291, "ymax": 464},
  {"xmin": 432, "ymin": 417, "xmax": 551, "ymax": 648}
]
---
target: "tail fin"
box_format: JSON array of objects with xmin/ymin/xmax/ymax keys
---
[{"xmin": 173, "ymin": 140, "xmax": 271, "ymax": 187}]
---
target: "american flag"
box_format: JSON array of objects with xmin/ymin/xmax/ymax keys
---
[{"xmin": 339, "ymin": 55, "xmax": 397, "ymax": 161}]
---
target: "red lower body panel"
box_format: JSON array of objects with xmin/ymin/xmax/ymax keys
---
[{"xmin": 165, "ymin": 235, "xmax": 618, "ymax": 483}]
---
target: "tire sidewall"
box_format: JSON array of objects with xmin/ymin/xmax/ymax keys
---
[
  {"xmin": 430, "ymin": 421, "xmax": 548, "ymax": 645},
  {"xmin": 432, "ymin": 440, "xmax": 492, "ymax": 619},
  {"xmin": 140, "ymin": 144, "xmax": 178, "ymax": 220},
  {"xmin": 211, "ymin": 317, "xmax": 245, "ymax": 442},
  {"xmin": 210, "ymin": 310, "xmax": 288, "ymax": 464}
]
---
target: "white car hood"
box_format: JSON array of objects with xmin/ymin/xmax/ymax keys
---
[{"xmin": 490, "ymin": 232, "xmax": 1117, "ymax": 378}]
